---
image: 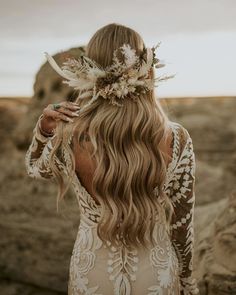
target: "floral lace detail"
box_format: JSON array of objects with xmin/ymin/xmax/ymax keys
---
[
  {"xmin": 72, "ymin": 172, "xmax": 102, "ymax": 224},
  {"xmin": 105, "ymin": 242, "xmax": 139, "ymax": 294},
  {"xmin": 163, "ymin": 123, "xmax": 199, "ymax": 295},
  {"xmin": 72, "ymin": 174, "xmax": 139, "ymax": 295},
  {"xmin": 148, "ymin": 222, "xmax": 179, "ymax": 295},
  {"xmin": 68, "ymin": 219, "xmax": 103, "ymax": 295}
]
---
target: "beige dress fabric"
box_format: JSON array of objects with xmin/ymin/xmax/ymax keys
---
[{"xmin": 25, "ymin": 115, "xmax": 199, "ymax": 295}]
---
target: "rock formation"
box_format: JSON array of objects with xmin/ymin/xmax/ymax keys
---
[{"xmin": 194, "ymin": 191, "xmax": 236, "ymax": 294}]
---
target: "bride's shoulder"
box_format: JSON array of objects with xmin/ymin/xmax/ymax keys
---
[
  {"xmin": 167, "ymin": 120, "xmax": 193, "ymax": 153},
  {"xmin": 167, "ymin": 120, "xmax": 191, "ymax": 139},
  {"xmin": 168, "ymin": 120, "xmax": 184, "ymax": 130}
]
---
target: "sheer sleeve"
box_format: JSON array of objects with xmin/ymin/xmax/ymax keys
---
[
  {"xmin": 167, "ymin": 124, "xmax": 199, "ymax": 295},
  {"xmin": 24, "ymin": 114, "xmax": 66, "ymax": 180}
]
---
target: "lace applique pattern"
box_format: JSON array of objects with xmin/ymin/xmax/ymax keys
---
[
  {"xmin": 68, "ymin": 219, "xmax": 103, "ymax": 295},
  {"xmin": 72, "ymin": 173, "xmax": 101, "ymax": 224},
  {"xmin": 163, "ymin": 124, "xmax": 199, "ymax": 295},
  {"xmin": 148, "ymin": 222, "xmax": 179, "ymax": 295},
  {"xmin": 105, "ymin": 242, "xmax": 139, "ymax": 295}
]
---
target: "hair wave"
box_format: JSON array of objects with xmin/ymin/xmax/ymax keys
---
[{"xmin": 47, "ymin": 23, "xmax": 173, "ymax": 250}]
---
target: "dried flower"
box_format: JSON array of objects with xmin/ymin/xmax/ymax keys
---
[{"xmin": 44, "ymin": 42, "xmax": 175, "ymax": 109}]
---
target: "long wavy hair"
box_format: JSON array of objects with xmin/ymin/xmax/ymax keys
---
[{"xmin": 48, "ymin": 23, "xmax": 173, "ymax": 250}]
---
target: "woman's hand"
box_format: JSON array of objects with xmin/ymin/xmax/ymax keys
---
[{"xmin": 39, "ymin": 101, "xmax": 81, "ymax": 135}]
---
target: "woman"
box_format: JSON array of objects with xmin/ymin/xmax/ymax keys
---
[{"xmin": 25, "ymin": 23, "xmax": 199, "ymax": 295}]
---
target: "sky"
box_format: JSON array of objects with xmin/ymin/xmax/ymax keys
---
[{"xmin": 0, "ymin": 0, "xmax": 236, "ymax": 98}]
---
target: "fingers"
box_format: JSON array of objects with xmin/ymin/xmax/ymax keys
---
[
  {"xmin": 61, "ymin": 101, "xmax": 81, "ymax": 111},
  {"xmin": 53, "ymin": 110, "xmax": 74, "ymax": 122},
  {"xmin": 56, "ymin": 105, "xmax": 80, "ymax": 119},
  {"xmin": 43, "ymin": 101, "xmax": 81, "ymax": 123}
]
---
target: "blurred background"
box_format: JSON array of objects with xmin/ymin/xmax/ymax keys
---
[
  {"xmin": 0, "ymin": 0, "xmax": 235, "ymax": 294},
  {"xmin": 1, "ymin": 0, "xmax": 236, "ymax": 97}
]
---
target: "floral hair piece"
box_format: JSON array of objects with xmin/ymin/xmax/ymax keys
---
[{"xmin": 44, "ymin": 42, "xmax": 175, "ymax": 108}]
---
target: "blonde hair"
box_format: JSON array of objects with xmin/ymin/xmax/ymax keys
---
[{"xmin": 49, "ymin": 23, "xmax": 173, "ymax": 250}]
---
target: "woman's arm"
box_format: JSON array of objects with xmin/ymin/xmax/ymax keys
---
[
  {"xmin": 167, "ymin": 125, "xmax": 199, "ymax": 295},
  {"xmin": 25, "ymin": 101, "xmax": 80, "ymax": 180},
  {"xmin": 24, "ymin": 114, "xmax": 65, "ymax": 180}
]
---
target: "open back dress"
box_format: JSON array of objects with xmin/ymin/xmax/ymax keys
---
[{"xmin": 25, "ymin": 115, "xmax": 199, "ymax": 295}]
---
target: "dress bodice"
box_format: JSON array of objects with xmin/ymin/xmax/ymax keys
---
[{"xmin": 24, "ymin": 115, "xmax": 199, "ymax": 295}]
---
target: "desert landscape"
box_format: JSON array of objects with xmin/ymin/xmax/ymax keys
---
[{"xmin": 0, "ymin": 47, "xmax": 235, "ymax": 295}]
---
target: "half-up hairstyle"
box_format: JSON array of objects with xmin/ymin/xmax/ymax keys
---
[{"xmin": 48, "ymin": 23, "xmax": 173, "ymax": 251}]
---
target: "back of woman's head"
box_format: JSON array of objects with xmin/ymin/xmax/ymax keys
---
[
  {"xmin": 51, "ymin": 23, "xmax": 173, "ymax": 250},
  {"xmin": 85, "ymin": 23, "xmax": 145, "ymax": 68}
]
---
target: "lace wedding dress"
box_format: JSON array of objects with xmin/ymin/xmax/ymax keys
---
[{"xmin": 25, "ymin": 115, "xmax": 199, "ymax": 295}]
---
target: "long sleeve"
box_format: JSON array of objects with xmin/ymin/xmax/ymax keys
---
[
  {"xmin": 167, "ymin": 125, "xmax": 199, "ymax": 295},
  {"xmin": 24, "ymin": 114, "xmax": 65, "ymax": 180}
]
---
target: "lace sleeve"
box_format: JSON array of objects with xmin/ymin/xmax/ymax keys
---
[
  {"xmin": 167, "ymin": 125, "xmax": 199, "ymax": 295},
  {"xmin": 24, "ymin": 114, "xmax": 65, "ymax": 180}
]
